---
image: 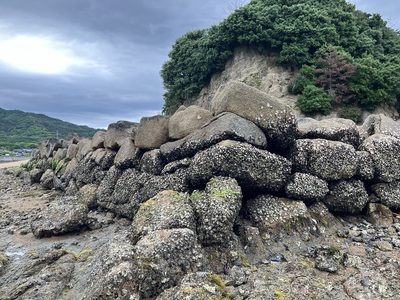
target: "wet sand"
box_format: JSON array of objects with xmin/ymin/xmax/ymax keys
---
[{"xmin": 0, "ymin": 159, "xmax": 30, "ymax": 169}]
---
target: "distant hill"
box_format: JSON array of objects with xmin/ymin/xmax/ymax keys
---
[{"xmin": 0, "ymin": 108, "xmax": 98, "ymax": 150}]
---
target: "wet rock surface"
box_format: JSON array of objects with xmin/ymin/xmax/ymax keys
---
[
  {"xmin": 2, "ymin": 104, "xmax": 400, "ymax": 299},
  {"xmin": 2, "ymin": 161, "xmax": 400, "ymax": 299}
]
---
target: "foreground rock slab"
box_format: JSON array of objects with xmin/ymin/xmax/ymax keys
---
[{"xmin": 30, "ymin": 197, "xmax": 89, "ymax": 238}]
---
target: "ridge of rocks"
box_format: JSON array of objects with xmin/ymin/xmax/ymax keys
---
[{"xmin": 2, "ymin": 80, "xmax": 400, "ymax": 299}]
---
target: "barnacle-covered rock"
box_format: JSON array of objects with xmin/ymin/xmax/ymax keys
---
[
  {"xmin": 188, "ymin": 140, "xmax": 291, "ymax": 192},
  {"xmin": 323, "ymin": 179, "xmax": 369, "ymax": 213},
  {"xmin": 284, "ymin": 173, "xmax": 329, "ymax": 201},
  {"xmin": 190, "ymin": 177, "xmax": 242, "ymax": 246},
  {"xmin": 291, "ymin": 138, "xmax": 358, "ymax": 181}
]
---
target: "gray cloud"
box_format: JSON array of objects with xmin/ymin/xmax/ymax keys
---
[{"xmin": 0, "ymin": 0, "xmax": 397, "ymax": 129}]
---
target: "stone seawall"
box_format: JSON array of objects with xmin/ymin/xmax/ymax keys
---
[{"xmin": 23, "ymin": 80, "xmax": 400, "ymax": 298}]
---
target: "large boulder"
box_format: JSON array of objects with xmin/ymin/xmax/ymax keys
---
[
  {"xmin": 140, "ymin": 149, "xmax": 165, "ymax": 175},
  {"xmin": 91, "ymin": 131, "xmax": 106, "ymax": 149},
  {"xmin": 160, "ymin": 112, "xmax": 267, "ymax": 162},
  {"xmin": 190, "ymin": 177, "xmax": 242, "ymax": 246},
  {"xmin": 104, "ymin": 120, "xmax": 138, "ymax": 150},
  {"xmin": 30, "ymin": 197, "xmax": 89, "ymax": 238},
  {"xmin": 359, "ymin": 134, "xmax": 400, "ymax": 182},
  {"xmin": 98, "ymin": 168, "xmax": 150, "ymax": 217},
  {"xmin": 95, "ymin": 166, "xmax": 123, "ymax": 207},
  {"xmin": 297, "ymin": 117, "xmax": 360, "ymax": 147},
  {"xmin": 73, "ymin": 159, "xmax": 105, "ymax": 188},
  {"xmin": 40, "ymin": 169, "xmax": 55, "ymax": 190},
  {"xmin": 135, "ymin": 115, "xmax": 169, "ymax": 150},
  {"xmin": 132, "ymin": 228, "xmax": 206, "ymax": 298},
  {"xmin": 211, "ymin": 80, "xmax": 297, "ymax": 151},
  {"xmin": 114, "ymin": 138, "xmax": 142, "ymax": 169},
  {"xmin": 81, "ymin": 231, "xmax": 136, "ymax": 299},
  {"xmin": 356, "ymin": 151, "xmax": 375, "ymax": 180},
  {"xmin": 322, "ymin": 179, "xmax": 369, "ymax": 213},
  {"xmin": 97, "ymin": 167, "xmax": 189, "ymax": 219},
  {"xmin": 44, "ymin": 138, "xmax": 63, "ymax": 159},
  {"xmin": 91, "ymin": 148, "xmax": 116, "ymax": 170},
  {"xmin": 76, "ymin": 138, "xmax": 93, "ymax": 161},
  {"xmin": 291, "ymin": 139, "xmax": 358, "ymax": 181},
  {"xmin": 66, "ymin": 143, "xmax": 78, "ymax": 160},
  {"xmin": 131, "ymin": 190, "xmax": 196, "ymax": 244},
  {"xmin": 54, "ymin": 148, "xmax": 67, "ymax": 161},
  {"xmin": 284, "ymin": 173, "xmax": 329, "ymax": 201},
  {"xmin": 246, "ymin": 195, "xmax": 310, "ymax": 233},
  {"xmin": 359, "ymin": 114, "xmax": 400, "ymax": 140},
  {"xmin": 371, "ymin": 181, "xmax": 400, "ymax": 210},
  {"xmin": 188, "ymin": 140, "xmax": 291, "ymax": 192},
  {"xmin": 168, "ymin": 105, "xmax": 212, "ymax": 139}
]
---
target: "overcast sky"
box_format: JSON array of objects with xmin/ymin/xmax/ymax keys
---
[{"xmin": 0, "ymin": 0, "xmax": 398, "ymax": 129}]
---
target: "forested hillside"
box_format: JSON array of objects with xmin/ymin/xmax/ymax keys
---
[
  {"xmin": 0, "ymin": 108, "xmax": 98, "ymax": 150},
  {"xmin": 161, "ymin": 0, "xmax": 400, "ymax": 121}
]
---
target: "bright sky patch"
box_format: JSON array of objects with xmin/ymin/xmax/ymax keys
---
[{"xmin": 0, "ymin": 35, "xmax": 84, "ymax": 74}]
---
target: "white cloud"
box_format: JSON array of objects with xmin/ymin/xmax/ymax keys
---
[{"xmin": 0, "ymin": 35, "xmax": 95, "ymax": 75}]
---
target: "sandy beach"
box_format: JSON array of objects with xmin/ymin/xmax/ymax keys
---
[{"xmin": 0, "ymin": 159, "xmax": 30, "ymax": 169}]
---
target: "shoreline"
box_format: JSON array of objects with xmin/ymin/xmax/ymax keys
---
[{"xmin": 0, "ymin": 158, "xmax": 30, "ymax": 169}]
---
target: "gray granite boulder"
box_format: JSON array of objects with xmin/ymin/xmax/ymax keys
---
[
  {"xmin": 188, "ymin": 140, "xmax": 291, "ymax": 192},
  {"xmin": 323, "ymin": 179, "xmax": 369, "ymax": 213},
  {"xmin": 190, "ymin": 177, "xmax": 242, "ymax": 246},
  {"xmin": 95, "ymin": 166, "xmax": 122, "ymax": 207},
  {"xmin": 98, "ymin": 168, "xmax": 150, "ymax": 218},
  {"xmin": 135, "ymin": 115, "xmax": 169, "ymax": 150},
  {"xmin": 43, "ymin": 138, "xmax": 62, "ymax": 159},
  {"xmin": 104, "ymin": 120, "xmax": 138, "ymax": 150},
  {"xmin": 77, "ymin": 184, "xmax": 98, "ymax": 210},
  {"xmin": 371, "ymin": 181, "xmax": 400, "ymax": 209},
  {"xmin": 284, "ymin": 173, "xmax": 329, "ymax": 201},
  {"xmin": 114, "ymin": 138, "xmax": 142, "ymax": 169},
  {"xmin": 76, "ymin": 138, "xmax": 93, "ymax": 161},
  {"xmin": 91, "ymin": 131, "xmax": 106, "ymax": 149},
  {"xmin": 97, "ymin": 167, "xmax": 189, "ymax": 219},
  {"xmin": 54, "ymin": 148, "xmax": 67, "ymax": 161},
  {"xmin": 246, "ymin": 194, "xmax": 310, "ymax": 233},
  {"xmin": 132, "ymin": 228, "xmax": 206, "ymax": 298},
  {"xmin": 211, "ymin": 80, "xmax": 297, "ymax": 151},
  {"xmin": 91, "ymin": 148, "xmax": 116, "ymax": 170},
  {"xmin": 82, "ymin": 232, "xmax": 136, "ymax": 299},
  {"xmin": 66, "ymin": 143, "xmax": 78, "ymax": 160},
  {"xmin": 140, "ymin": 149, "xmax": 165, "ymax": 175},
  {"xmin": 40, "ymin": 169, "xmax": 55, "ymax": 190},
  {"xmin": 30, "ymin": 197, "xmax": 89, "ymax": 238},
  {"xmin": 291, "ymin": 139, "xmax": 358, "ymax": 181},
  {"xmin": 73, "ymin": 159, "xmax": 105, "ymax": 188},
  {"xmin": 356, "ymin": 151, "xmax": 375, "ymax": 180},
  {"xmin": 29, "ymin": 168, "xmax": 45, "ymax": 184},
  {"xmin": 160, "ymin": 112, "xmax": 267, "ymax": 162},
  {"xmin": 359, "ymin": 114, "xmax": 400, "ymax": 140},
  {"xmin": 359, "ymin": 134, "xmax": 400, "ymax": 182},
  {"xmin": 131, "ymin": 190, "xmax": 196, "ymax": 244},
  {"xmin": 168, "ymin": 105, "xmax": 212, "ymax": 139},
  {"xmin": 297, "ymin": 117, "xmax": 361, "ymax": 147}
]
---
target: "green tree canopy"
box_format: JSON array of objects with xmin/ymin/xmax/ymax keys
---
[{"xmin": 161, "ymin": 0, "xmax": 400, "ymax": 115}]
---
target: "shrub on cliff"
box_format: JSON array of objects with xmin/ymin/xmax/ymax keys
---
[{"xmin": 298, "ymin": 85, "xmax": 332, "ymax": 116}]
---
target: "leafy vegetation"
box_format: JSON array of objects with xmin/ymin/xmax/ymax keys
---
[
  {"xmin": 161, "ymin": 0, "xmax": 400, "ymax": 117},
  {"xmin": 0, "ymin": 108, "xmax": 98, "ymax": 150}
]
